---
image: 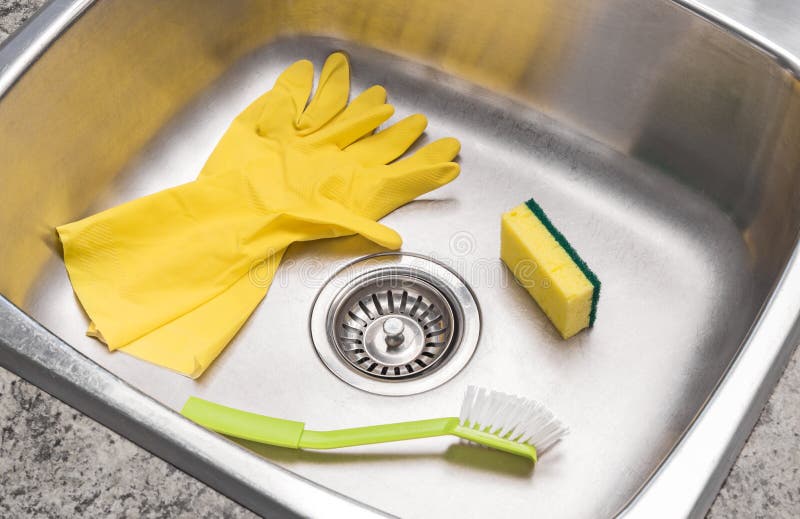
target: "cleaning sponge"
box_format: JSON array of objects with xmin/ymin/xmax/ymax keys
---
[{"xmin": 500, "ymin": 198, "xmax": 600, "ymax": 338}]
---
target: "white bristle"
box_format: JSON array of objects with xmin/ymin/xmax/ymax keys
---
[
  {"xmin": 459, "ymin": 385, "xmax": 477, "ymax": 425},
  {"xmin": 459, "ymin": 385, "xmax": 568, "ymax": 454}
]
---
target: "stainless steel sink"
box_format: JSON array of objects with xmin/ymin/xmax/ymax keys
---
[{"xmin": 1, "ymin": 0, "xmax": 799, "ymax": 517}]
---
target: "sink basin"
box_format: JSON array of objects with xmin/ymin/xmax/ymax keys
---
[{"xmin": 1, "ymin": 0, "xmax": 799, "ymax": 517}]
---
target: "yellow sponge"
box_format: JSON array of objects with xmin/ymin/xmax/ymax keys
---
[{"xmin": 501, "ymin": 198, "xmax": 600, "ymax": 338}]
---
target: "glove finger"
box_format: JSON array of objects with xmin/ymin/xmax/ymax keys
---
[
  {"xmin": 307, "ymin": 104, "xmax": 395, "ymax": 149},
  {"xmin": 290, "ymin": 201, "xmax": 403, "ymax": 250},
  {"xmin": 387, "ymin": 137, "xmax": 461, "ymax": 171},
  {"xmin": 296, "ymin": 52, "xmax": 350, "ymax": 134},
  {"xmin": 344, "ymin": 114, "xmax": 428, "ymax": 166},
  {"xmin": 326, "ymin": 85, "xmax": 387, "ymax": 127},
  {"xmin": 255, "ymin": 59, "xmax": 314, "ymax": 135},
  {"xmin": 335, "ymin": 211, "xmax": 402, "ymax": 250},
  {"xmin": 367, "ymin": 162, "xmax": 460, "ymax": 218}
]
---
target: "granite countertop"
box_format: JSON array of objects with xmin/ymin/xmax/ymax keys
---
[{"xmin": 0, "ymin": 0, "xmax": 798, "ymax": 517}]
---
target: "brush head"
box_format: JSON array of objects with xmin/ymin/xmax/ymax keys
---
[{"xmin": 457, "ymin": 386, "xmax": 568, "ymax": 457}]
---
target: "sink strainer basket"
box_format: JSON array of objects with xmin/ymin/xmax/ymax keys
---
[{"xmin": 310, "ymin": 253, "xmax": 480, "ymax": 395}]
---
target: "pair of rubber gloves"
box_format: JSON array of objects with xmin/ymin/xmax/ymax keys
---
[{"xmin": 57, "ymin": 53, "xmax": 460, "ymax": 378}]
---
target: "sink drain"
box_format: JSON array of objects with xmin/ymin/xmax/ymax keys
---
[
  {"xmin": 332, "ymin": 272, "xmax": 455, "ymax": 378},
  {"xmin": 310, "ymin": 253, "xmax": 480, "ymax": 395}
]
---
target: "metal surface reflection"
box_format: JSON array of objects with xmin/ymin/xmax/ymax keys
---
[{"xmin": 0, "ymin": 1, "xmax": 798, "ymax": 518}]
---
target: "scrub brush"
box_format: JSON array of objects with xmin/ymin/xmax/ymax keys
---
[{"xmin": 181, "ymin": 386, "xmax": 568, "ymax": 462}]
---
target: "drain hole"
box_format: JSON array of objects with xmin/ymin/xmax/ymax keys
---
[
  {"xmin": 348, "ymin": 311, "xmax": 368, "ymax": 327},
  {"xmin": 417, "ymin": 304, "xmax": 434, "ymax": 322},
  {"xmin": 426, "ymin": 329, "xmax": 448, "ymax": 339},
  {"xmin": 371, "ymin": 293, "xmax": 384, "ymax": 316},
  {"xmin": 421, "ymin": 316, "xmax": 442, "ymax": 329},
  {"xmin": 342, "ymin": 323, "xmax": 363, "ymax": 335},
  {"xmin": 409, "ymin": 295, "xmax": 423, "ymax": 317},
  {"xmin": 358, "ymin": 300, "xmax": 375, "ymax": 320},
  {"xmin": 387, "ymin": 290, "xmax": 395, "ymax": 313},
  {"xmin": 400, "ymin": 290, "xmax": 408, "ymax": 314}
]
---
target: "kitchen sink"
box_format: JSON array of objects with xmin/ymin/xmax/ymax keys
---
[{"xmin": 1, "ymin": 0, "xmax": 799, "ymax": 517}]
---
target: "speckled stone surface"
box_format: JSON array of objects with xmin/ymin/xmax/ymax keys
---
[
  {"xmin": 0, "ymin": 368, "xmax": 255, "ymax": 518},
  {"xmin": 0, "ymin": 1, "xmax": 798, "ymax": 518},
  {"xmin": 0, "ymin": 0, "xmax": 39, "ymax": 39},
  {"xmin": 706, "ymin": 353, "xmax": 800, "ymax": 519}
]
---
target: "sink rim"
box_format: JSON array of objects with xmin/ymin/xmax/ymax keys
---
[{"xmin": 0, "ymin": 1, "xmax": 799, "ymax": 518}]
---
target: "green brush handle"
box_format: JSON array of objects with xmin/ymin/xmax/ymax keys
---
[
  {"xmin": 182, "ymin": 397, "xmax": 306, "ymax": 448},
  {"xmin": 298, "ymin": 418, "xmax": 458, "ymax": 449},
  {"xmin": 181, "ymin": 397, "xmax": 537, "ymax": 461},
  {"xmin": 182, "ymin": 397, "xmax": 456, "ymax": 448},
  {"xmin": 304, "ymin": 423, "xmax": 537, "ymax": 461}
]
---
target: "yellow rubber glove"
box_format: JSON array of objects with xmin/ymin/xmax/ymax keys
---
[
  {"xmin": 117, "ymin": 123, "xmax": 460, "ymax": 377},
  {"xmin": 58, "ymin": 54, "xmax": 461, "ymax": 377}
]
